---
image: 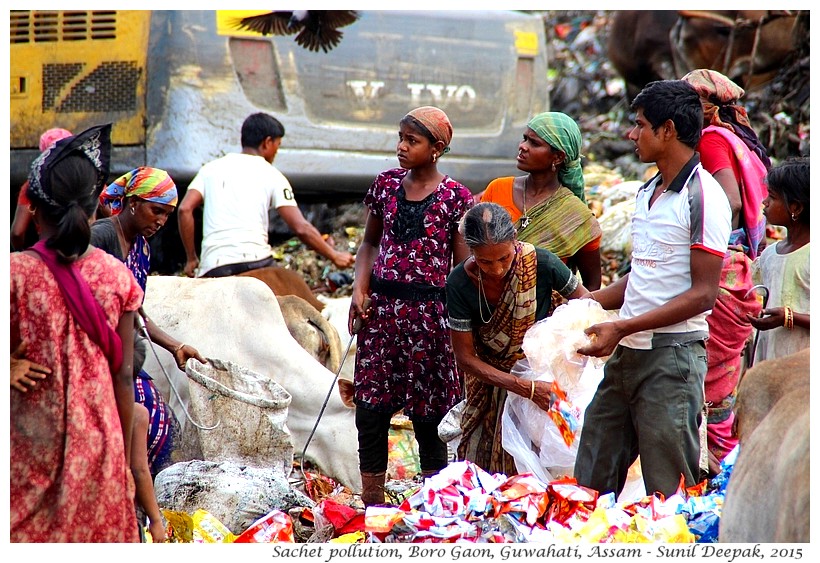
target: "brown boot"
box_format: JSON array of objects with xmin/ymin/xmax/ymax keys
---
[{"xmin": 360, "ymin": 471, "xmax": 386, "ymax": 507}]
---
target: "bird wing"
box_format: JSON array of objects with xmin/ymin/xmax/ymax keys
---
[
  {"xmin": 317, "ymin": 10, "xmax": 360, "ymax": 29},
  {"xmin": 231, "ymin": 11, "xmax": 296, "ymax": 36},
  {"xmin": 294, "ymin": 26, "xmax": 343, "ymax": 53},
  {"xmin": 293, "ymin": 11, "xmax": 358, "ymax": 52}
]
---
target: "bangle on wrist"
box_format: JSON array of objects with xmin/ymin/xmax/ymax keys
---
[
  {"xmin": 784, "ymin": 306, "xmax": 794, "ymax": 330},
  {"xmin": 529, "ymin": 380, "xmax": 536, "ymax": 401},
  {"xmin": 172, "ymin": 343, "xmax": 185, "ymax": 354}
]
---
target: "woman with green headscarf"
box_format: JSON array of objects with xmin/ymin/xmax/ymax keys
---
[{"xmin": 480, "ymin": 111, "xmax": 602, "ymax": 290}]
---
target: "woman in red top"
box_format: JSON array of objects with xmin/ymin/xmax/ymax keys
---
[{"xmin": 681, "ymin": 69, "xmax": 770, "ymax": 474}]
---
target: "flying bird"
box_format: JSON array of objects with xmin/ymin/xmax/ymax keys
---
[{"xmin": 232, "ymin": 10, "xmax": 360, "ymax": 53}]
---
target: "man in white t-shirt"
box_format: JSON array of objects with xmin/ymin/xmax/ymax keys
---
[
  {"xmin": 178, "ymin": 112, "xmax": 355, "ymax": 278},
  {"xmin": 573, "ymin": 80, "xmax": 732, "ymax": 499}
]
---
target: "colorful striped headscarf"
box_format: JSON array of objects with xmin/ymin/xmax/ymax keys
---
[
  {"xmin": 100, "ymin": 166, "xmax": 178, "ymax": 216},
  {"xmin": 681, "ymin": 69, "xmax": 771, "ymax": 169},
  {"xmin": 405, "ymin": 106, "xmax": 453, "ymax": 149},
  {"xmin": 526, "ymin": 112, "xmax": 585, "ymax": 201}
]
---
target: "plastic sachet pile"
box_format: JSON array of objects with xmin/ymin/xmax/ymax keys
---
[{"xmin": 363, "ymin": 456, "xmax": 731, "ymax": 543}]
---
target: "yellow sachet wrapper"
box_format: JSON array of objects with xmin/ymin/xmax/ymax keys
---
[
  {"xmin": 192, "ymin": 509, "xmax": 237, "ymax": 543},
  {"xmin": 364, "ymin": 506, "xmax": 406, "ymax": 534},
  {"xmin": 162, "ymin": 509, "xmax": 194, "ymax": 543},
  {"xmin": 329, "ymin": 531, "xmax": 366, "ymax": 543},
  {"xmin": 651, "ymin": 514, "xmax": 695, "ymax": 543},
  {"xmin": 573, "ymin": 507, "xmax": 618, "ymax": 542}
]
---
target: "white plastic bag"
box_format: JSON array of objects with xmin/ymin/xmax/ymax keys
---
[
  {"xmin": 521, "ymin": 298, "xmax": 616, "ymax": 394},
  {"xmin": 502, "ymin": 299, "xmax": 618, "ymax": 478},
  {"xmin": 500, "ymin": 359, "xmax": 552, "ymax": 482},
  {"xmin": 501, "ymin": 358, "xmax": 604, "ymax": 479}
]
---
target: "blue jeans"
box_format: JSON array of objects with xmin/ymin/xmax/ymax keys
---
[{"xmin": 574, "ymin": 338, "xmax": 707, "ymax": 498}]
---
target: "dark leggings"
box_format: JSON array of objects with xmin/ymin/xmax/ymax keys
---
[{"xmin": 356, "ymin": 407, "xmax": 448, "ymax": 474}]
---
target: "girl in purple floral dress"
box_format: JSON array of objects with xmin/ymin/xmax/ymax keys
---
[{"xmin": 348, "ymin": 106, "xmax": 474, "ymax": 505}]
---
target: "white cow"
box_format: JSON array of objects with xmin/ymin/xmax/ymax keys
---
[
  {"xmin": 141, "ymin": 276, "xmax": 362, "ymax": 492},
  {"xmin": 318, "ymin": 295, "xmax": 355, "ymax": 381}
]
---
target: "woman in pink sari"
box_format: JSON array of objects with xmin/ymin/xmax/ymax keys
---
[{"xmin": 682, "ymin": 69, "xmax": 770, "ymax": 474}]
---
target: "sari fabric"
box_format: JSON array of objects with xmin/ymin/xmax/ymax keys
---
[
  {"xmin": 458, "ymin": 242, "xmax": 540, "ymax": 475},
  {"xmin": 701, "ymin": 125, "xmax": 768, "ymax": 259},
  {"xmin": 517, "ymin": 186, "xmax": 602, "ymax": 260},
  {"xmin": 481, "ymin": 180, "xmax": 600, "ymax": 261},
  {"xmin": 31, "ymin": 240, "xmax": 123, "ymax": 373},
  {"xmin": 697, "ymin": 123, "xmax": 767, "ymax": 463}
]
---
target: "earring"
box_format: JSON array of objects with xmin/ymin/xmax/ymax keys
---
[
  {"xmin": 432, "ymin": 153, "xmax": 438, "ymax": 163},
  {"xmin": 792, "ymin": 212, "xmax": 798, "ymax": 221},
  {"xmin": 551, "ymin": 162, "xmax": 557, "ymax": 172},
  {"xmin": 130, "ymin": 206, "xmax": 136, "ymax": 215},
  {"xmin": 28, "ymin": 206, "xmax": 35, "ymax": 216}
]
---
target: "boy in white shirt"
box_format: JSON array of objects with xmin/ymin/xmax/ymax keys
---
[
  {"xmin": 574, "ymin": 80, "xmax": 731, "ymax": 498},
  {"xmin": 178, "ymin": 112, "xmax": 354, "ymax": 278}
]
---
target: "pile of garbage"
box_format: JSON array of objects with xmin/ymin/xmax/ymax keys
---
[
  {"xmin": 539, "ymin": 10, "xmax": 809, "ymax": 165},
  {"xmin": 156, "ymin": 450, "xmax": 737, "ymax": 543},
  {"xmin": 153, "ymin": 303, "xmax": 735, "ymax": 544}
]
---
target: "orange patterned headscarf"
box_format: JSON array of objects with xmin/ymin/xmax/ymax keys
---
[
  {"xmin": 682, "ymin": 68, "xmax": 771, "ymax": 169},
  {"xmin": 681, "ymin": 68, "xmax": 749, "ymax": 131},
  {"xmin": 405, "ymin": 106, "xmax": 453, "ymax": 148}
]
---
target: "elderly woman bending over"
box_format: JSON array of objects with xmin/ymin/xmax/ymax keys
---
[{"xmin": 445, "ymin": 202, "xmax": 590, "ymax": 475}]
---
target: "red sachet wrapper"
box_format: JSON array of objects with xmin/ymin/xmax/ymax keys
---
[
  {"xmin": 316, "ymin": 498, "xmax": 366, "ymax": 536},
  {"xmin": 234, "ymin": 509, "xmax": 294, "ymax": 543},
  {"xmin": 546, "ymin": 478, "xmax": 598, "ymax": 526},
  {"xmin": 546, "ymin": 381, "xmax": 582, "ymax": 447}
]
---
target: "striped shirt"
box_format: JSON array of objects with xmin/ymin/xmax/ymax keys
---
[{"xmin": 620, "ymin": 154, "xmax": 731, "ymax": 350}]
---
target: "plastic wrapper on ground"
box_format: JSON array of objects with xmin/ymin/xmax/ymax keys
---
[
  {"xmin": 388, "ymin": 414, "xmax": 420, "ymax": 480},
  {"xmin": 234, "ymin": 508, "xmax": 294, "ymax": 543},
  {"xmin": 163, "ymin": 508, "xmax": 236, "ymax": 543}
]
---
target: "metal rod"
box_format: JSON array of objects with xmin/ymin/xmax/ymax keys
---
[
  {"xmin": 299, "ymin": 296, "xmax": 370, "ymax": 485},
  {"xmin": 744, "ymin": 284, "xmax": 770, "ymax": 370}
]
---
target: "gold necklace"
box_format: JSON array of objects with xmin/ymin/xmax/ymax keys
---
[
  {"xmin": 477, "ymin": 266, "xmax": 493, "ymax": 324},
  {"xmin": 520, "ymin": 176, "xmax": 531, "ymax": 230}
]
